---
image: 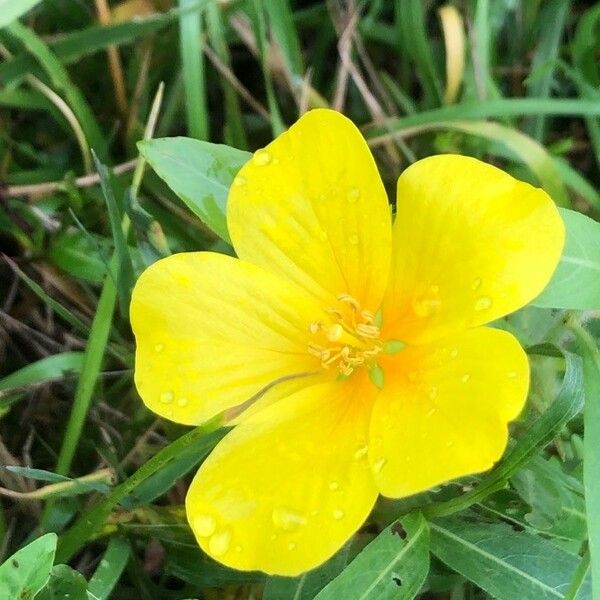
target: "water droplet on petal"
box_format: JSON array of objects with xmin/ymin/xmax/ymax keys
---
[
  {"xmin": 446, "ymin": 440, "xmax": 455, "ymax": 448},
  {"xmin": 449, "ymin": 348, "xmax": 459, "ymax": 358},
  {"xmin": 159, "ymin": 391, "xmax": 174, "ymax": 403},
  {"xmin": 354, "ymin": 445, "xmax": 368, "ymax": 460},
  {"xmin": 348, "ymin": 187, "xmax": 361, "ymax": 203},
  {"xmin": 461, "ymin": 373, "xmax": 471, "ymax": 383},
  {"xmin": 319, "ymin": 231, "xmax": 328, "ymax": 242},
  {"xmin": 233, "ymin": 175, "xmax": 246, "ymax": 187},
  {"xmin": 208, "ymin": 530, "xmax": 231, "ymax": 556},
  {"xmin": 373, "ymin": 458, "xmax": 387, "ymax": 473},
  {"xmin": 475, "ymin": 296, "xmax": 492, "ymax": 311},
  {"xmin": 472, "ymin": 277, "xmax": 482, "ymax": 290},
  {"xmin": 349, "ymin": 233, "xmax": 359, "ymax": 245},
  {"xmin": 287, "ymin": 541, "xmax": 297, "ymax": 551},
  {"xmin": 333, "ymin": 509, "xmax": 345, "ymax": 520},
  {"xmin": 177, "ymin": 397, "xmax": 189, "ymax": 407},
  {"xmin": 310, "ymin": 509, "xmax": 319, "ymax": 516},
  {"xmin": 164, "ymin": 409, "xmax": 173, "ymax": 417},
  {"xmin": 428, "ymin": 386, "xmax": 438, "ymax": 400},
  {"xmin": 507, "ymin": 370, "xmax": 518, "ymax": 379},
  {"xmin": 329, "ymin": 481, "xmax": 340, "ymax": 491},
  {"xmin": 272, "ymin": 507, "xmax": 307, "ymax": 531},
  {"xmin": 235, "ymin": 545, "xmax": 242, "ymax": 552},
  {"xmin": 253, "ymin": 149, "xmax": 271, "ymax": 166},
  {"xmin": 426, "ymin": 406, "xmax": 436, "ymax": 417},
  {"xmin": 413, "ymin": 296, "xmax": 441, "ymax": 317},
  {"xmin": 154, "ymin": 343, "xmax": 164, "ymax": 353},
  {"xmin": 194, "ymin": 514, "xmax": 216, "ymax": 537}
]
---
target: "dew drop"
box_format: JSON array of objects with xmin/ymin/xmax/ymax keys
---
[
  {"xmin": 461, "ymin": 373, "xmax": 471, "ymax": 383},
  {"xmin": 413, "ymin": 296, "xmax": 441, "ymax": 317},
  {"xmin": 209, "ymin": 530, "xmax": 231, "ymax": 556},
  {"xmin": 194, "ymin": 514, "xmax": 216, "ymax": 537},
  {"xmin": 446, "ymin": 440, "xmax": 455, "ymax": 448},
  {"xmin": 272, "ymin": 507, "xmax": 307, "ymax": 531},
  {"xmin": 177, "ymin": 397, "xmax": 189, "ymax": 407},
  {"xmin": 373, "ymin": 458, "xmax": 387, "ymax": 473},
  {"xmin": 449, "ymin": 348, "xmax": 459, "ymax": 358},
  {"xmin": 159, "ymin": 390, "xmax": 174, "ymax": 403},
  {"xmin": 164, "ymin": 409, "xmax": 174, "ymax": 417},
  {"xmin": 348, "ymin": 187, "xmax": 361, "ymax": 203},
  {"xmin": 309, "ymin": 509, "xmax": 319, "ymax": 516},
  {"xmin": 319, "ymin": 231, "xmax": 329, "ymax": 242},
  {"xmin": 253, "ymin": 149, "xmax": 271, "ymax": 166},
  {"xmin": 474, "ymin": 296, "xmax": 492, "ymax": 311},
  {"xmin": 471, "ymin": 277, "xmax": 482, "ymax": 290},
  {"xmin": 507, "ymin": 370, "xmax": 518, "ymax": 379},
  {"xmin": 428, "ymin": 386, "xmax": 438, "ymax": 400},
  {"xmin": 333, "ymin": 509, "xmax": 345, "ymax": 520},
  {"xmin": 426, "ymin": 406, "xmax": 437, "ymax": 417},
  {"xmin": 328, "ymin": 480, "xmax": 340, "ymax": 491},
  {"xmin": 349, "ymin": 233, "xmax": 359, "ymax": 245},
  {"xmin": 154, "ymin": 343, "xmax": 164, "ymax": 353},
  {"xmin": 287, "ymin": 541, "xmax": 297, "ymax": 551},
  {"xmin": 235, "ymin": 545, "xmax": 242, "ymax": 553},
  {"xmin": 354, "ymin": 445, "xmax": 368, "ymax": 460},
  {"xmin": 233, "ymin": 174, "xmax": 246, "ymax": 187}
]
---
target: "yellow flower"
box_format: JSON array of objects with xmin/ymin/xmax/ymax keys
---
[{"xmin": 130, "ymin": 109, "xmax": 564, "ymax": 575}]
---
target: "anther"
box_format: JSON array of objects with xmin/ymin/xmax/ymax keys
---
[
  {"xmin": 356, "ymin": 323, "xmax": 381, "ymax": 339},
  {"xmin": 337, "ymin": 293, "xmax": 361, "ymax": 310}
]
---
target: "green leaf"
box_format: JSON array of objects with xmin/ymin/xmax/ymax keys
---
[
  {"xmin": 138, "ymin": 137, "xmax": 251, "ymax": 242},
  {"xmin": 0, "ymin": 0, "xmax": 42, "ymax": 29},
  {"xmin": 533, "ymin": 209, "xmax": 600, "ymax": 309},
  {"xmin": 314, "ymin": 513, "xmax": 429, "ymax": 600},
  {"xmin": 87, "ymin": 537, "xmax": 131, "ymax": 600},
  {"xmin": 0, "ymin": 352, "xmax": 84, "ymax": 393},
  {"xmin": 36, "ymin": 564, "xmax": 88, "ymax": 600},
  {"xmin": 0, "ymin": 533, "xmax": 57, "ymax": 600},
  {"xmin": 570, "ymin": 323, "xmax": 600, "ymax": 600},
  {"xmin": 93, "ymin": 152, "xmax": 134, "ymax": 318},
  {"xmin": 430, "ymin": 516, "xmax": 591, "ymax": 600}
]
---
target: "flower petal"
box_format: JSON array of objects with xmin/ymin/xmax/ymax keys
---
[
  {"xmin": 131, "ymin": 252, "xmax": 324, "ymax": 425},
  {"xmin": 369, "ymin": 327, "xmax": 528, "ymax": 497},
  {"xmin": 228, "ymin": 108, "xmax": 392, "ymax": 312},
  {"xmin": 186, "ymin": 377, "xmax": 378, "ymax": 575},
  {"xmin": 383, "ymin": 154, "xmax": 564, "ymax": 344}
]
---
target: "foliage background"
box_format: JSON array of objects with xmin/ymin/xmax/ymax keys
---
[{"xmin": 1, "ymin": 0, "xmax": 600, "ymax": 598}]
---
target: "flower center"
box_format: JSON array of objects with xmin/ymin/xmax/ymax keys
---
[{"xmin": 307, "ymin": 294, "xmax": 383, "ymax": 376}]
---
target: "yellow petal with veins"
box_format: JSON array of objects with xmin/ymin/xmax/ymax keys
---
[
  {"xmin": 228, "ymin": 108, "xmax": 392, "ymax": 313},
  {"xmin": 383, "ymin": 154, "xmax": 564, "ymax": 344},
  {"xmin": 186, "ymin": 375, "xmax": 378, "ymax": 575},
  {"xmin": 131, "ymin": 252, "xmax": 324, "ymax": 425},
  {"xmin": 369, "ymin": 327, "xmax": 528, "ymax": 497}
]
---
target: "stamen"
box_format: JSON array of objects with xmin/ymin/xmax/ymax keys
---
[
  {"xmin": 308, "ymin": 293, "xmax": 391, "ymax": 378},
  {"xmin": 356, "ymin": 323, "xmax": 380, "ymax": 339}
]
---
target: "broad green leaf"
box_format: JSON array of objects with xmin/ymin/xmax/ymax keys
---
[
  {"xmin": 0, "ymin": 533, "xmax": 57, "ymax": 600},
  {"xmin": 0, "ymin": 0, "xmax": 42, "ymax": 29},
  {"xmin": 263, "ymin": 543, "xmax": 352, "ymax": 600},
  {"xmin": 37, "ymin": 564, "xmax": 88, "ymax": 600},
  {"xmin": 138, "ymin": 137, "xmax": 251, "ymax": 242},
  {"xmin": 430, "ymin": 516, "xmax": 591, "ymax": 600},
  {"xmin": 533, "ymin": 209, "xmax": 600, "ymax": 309},
  {"xmin": 314, "ymin": 513, "xmax": 429, "ymax": 600}
]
